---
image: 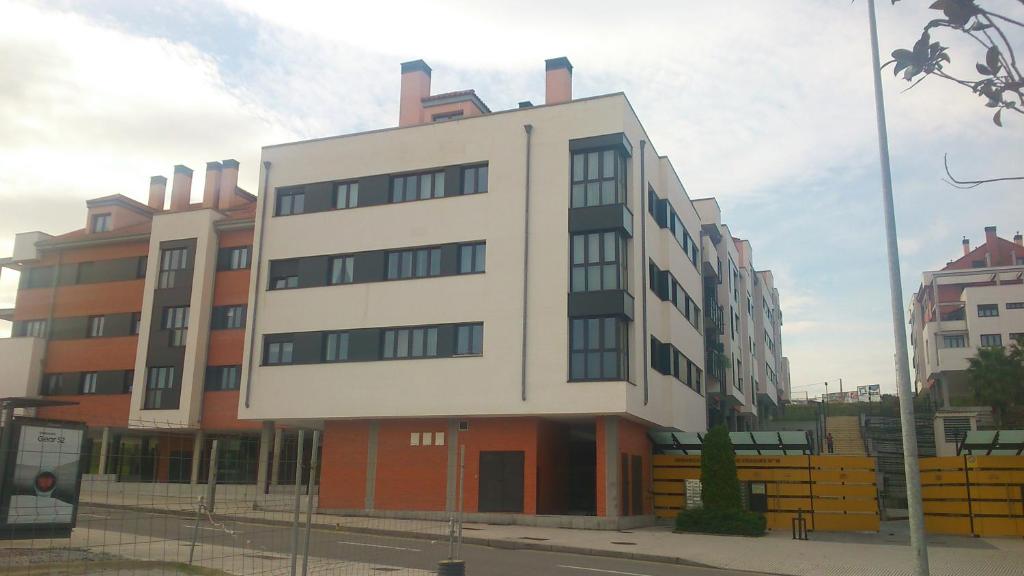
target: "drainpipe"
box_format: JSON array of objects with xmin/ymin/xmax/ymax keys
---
[
  {"xmin": 520, "ymin": 125, "xmax": 533, "ymax": 402},
  {"xmin": 244, "ymin": 161, "xmax": 272, "ymax": 408},
  {"xmin": 639, "ymin": 140, "xmax": 649, "ymax": 405}
]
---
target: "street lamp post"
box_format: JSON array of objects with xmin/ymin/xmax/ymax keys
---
[{"xmin": 865, "ymin": 1, "xmax": 929, "ymax": 574}]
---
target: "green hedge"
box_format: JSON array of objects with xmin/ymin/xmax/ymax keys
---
[{"xmin": 675, "ymin": 507, "xmax": 766, "ymax": 536}]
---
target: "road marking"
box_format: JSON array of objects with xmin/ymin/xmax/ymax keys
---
[
  {"xmin": 78, "ymin": 513, "xmax": 108, "ymax": 519},
  {"xmin": 184, "ymin": 524, "xmax": 239, "ymax": 533},
  {"xmin": 557, "ymin": 566, "xmax": 655, "ymax": 576},
  {"xmin": 336, "ymin": 540, "xmax": 422, "ymax": 552}
]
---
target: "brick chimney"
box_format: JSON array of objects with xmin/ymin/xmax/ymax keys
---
[
  {"xmin": 399, "ymin": 60, "xmax": 431, "ymax": 127},
  {"xmin": 1015, "ymin": 231, "xmax": 1022, "ymax": 246},
  {"xmin": 170, "ymin": 165, "xmax": 193, "ymax": 210},
  {"xmin": 219, "ymin": 159, "xmax": 239, "ymax": 210},
  {"xmin": 985, "ymin": 225, "xmax": 998, "ymax": 247},
  {"xmin": 202, "ymin": 161, "xmax": 222, "ymax": 208},
  {"xmin": 962, "ymin": 236, "xmax": 970, "ymax": 256},
  {"xmin": 148, "ymin": 176, "xmax": 167, "ymax": 210},
  {"xmin": 545, "ymin": 57, "xmax": 573, "ymax": 105}
]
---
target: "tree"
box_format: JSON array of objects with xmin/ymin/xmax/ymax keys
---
[
  {"xmin": 966, "ymin": 336, "xmax": 1024, "ymax": 426},
  {"xmin": 700, "ymin": 425, "xmax": 742, "ymax": 511}
]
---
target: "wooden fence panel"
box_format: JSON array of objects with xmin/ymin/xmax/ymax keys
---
[{"xmin": 920, "ymin": 455, "xmax": 1024, "ymax": 537}]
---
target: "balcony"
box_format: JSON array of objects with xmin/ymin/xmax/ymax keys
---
[{"xmin": 705, "ymin": 343, "xmax": 728, "ymax": 385}]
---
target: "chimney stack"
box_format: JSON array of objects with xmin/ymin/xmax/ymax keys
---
[
  {"xmin": 148, "ymin": 176, "xmax": 167, "ymax": 211},
  {"xmin": 545, "ymin": 57, "xmax": 573, "ymax": 105},
  {"xmin": 202, "ymin": 161, "xmax": 222, "ymax": 208},
  {"xmin": 399, "ymin": 60, "xmax": 432, "ymax": 127},
  {"xmin": 1014, "ymin": 231, "xmax": 1022, "ymax": 246},
  {"xmin": 985, "ymin": 225, "xmax": 998, "ymax": 248},
  {"xmin": 962, "ymin": 236, "xmax": 970, "ymax": 256},
  {"xmin": 170, "ymin": 165, "xmax": 193, "ymax": 210},
  {"xmin": 219, "ymin": 159, "xmax": 240, "ymax": 210}
]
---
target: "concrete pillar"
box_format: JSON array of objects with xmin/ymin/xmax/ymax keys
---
[
  {"xmin": 364, "ymin": 421, "xmax": 380, "ymax": 511},
  {"xmin": 256, "ymin": 421, "xmax": 273, "ymax": 491},
  {"xmin": 97, "ymin": 427, "xmax": 111, "ymax": 475},
  {"xmin": 602, "ymin": 416, "xmax": 620, "ymax": 518},
  {"xmin": 940, "ymin": 376, "xmax": 951, "ymax": 409},
  {"xmin": 190, "ymin": 431, "xmax": 204, "ymax": 485},
  {"xmin": 270, "ymin": 427, "xmax": 283, "ymax": 486}
]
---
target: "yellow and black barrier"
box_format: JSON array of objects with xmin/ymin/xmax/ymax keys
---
[{"xmin": 921, "ymin": 455, "xmax": 1024, "ymax": 537}]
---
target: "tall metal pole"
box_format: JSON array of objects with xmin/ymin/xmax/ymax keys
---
[
  {"xmin": 301, "ymin": 430, "xmax": 319, "ymax": 576},
  {"xmin": 290, "ymin": 430, "xmax": 306, "ymax": 576},
  {"xmin": 866, "ymin": 1, "xmax": 929, "ymax": 573}
]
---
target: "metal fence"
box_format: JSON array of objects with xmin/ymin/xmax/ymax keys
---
[{"xmin": 0, "ymin": 418, "xmax": 467, "ymax": 575}]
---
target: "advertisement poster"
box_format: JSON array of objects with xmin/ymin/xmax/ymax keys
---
[
  {"xmin": 3, "ymin": 421, "xmax": 85, "ymax": 528},
  {"xmin": 868, "ymin": 384, "xmax": 881, "ymax": 401}
]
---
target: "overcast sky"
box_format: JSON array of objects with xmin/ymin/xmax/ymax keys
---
[{"xmin": 1, "ymin": 0, "xmax": 1021, "ymax": 399}]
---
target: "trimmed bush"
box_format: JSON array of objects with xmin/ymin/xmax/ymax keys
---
[
  {"xmin": 700, "ymin": 425, "xmax": 741, "ymax": 511},
  {"xmin": 675, "ymin": 507, "xmax": 766, "ymax": 536}
]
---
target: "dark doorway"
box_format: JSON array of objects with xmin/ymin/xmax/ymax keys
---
[
  {"xmin": 631, "ymin": 455, "xmax": 643, "ymax": 515},
  {"xmin": 566, "ymin": 423, "xmax": 596, "ymax": 515},
  {"xmin": 167, "ymin": 450, "xmax": 192, "ymax": 483},
  {"xmin": 478, "ymin": 451, "xmax": 524, "ymax": 513}
]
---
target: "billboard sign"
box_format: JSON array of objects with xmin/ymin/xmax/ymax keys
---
[
  {"xmin": 0, "ymin": 419, "xmax": 86, "ymax": 539},
  {"xmin": 868, "ymin": 384, "xmax": 881, "ymax": 401}
]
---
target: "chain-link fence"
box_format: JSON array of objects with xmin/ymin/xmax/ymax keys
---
[{"xmin": 0, "ymin": 417, "xmax": 467, "ymax": 575}]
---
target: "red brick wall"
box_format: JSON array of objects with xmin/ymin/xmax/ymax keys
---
[
  {"xmin": 201, "ymin": 391, "xmax": 259, "ymax": 431},
  {"xmin": 375, "ymin": 419, "xmax": 449, "ymax": 511},
  {"xmin": 318, "ymin": 421, "xmax": 370, "ymax": 510},
  {"xmin": 595, "ymin": 416, "xmax": 609, "ymax": 516},
  {"xmin": 459, "ymin": 417, "xmax": 540, "ymax": 514},
  {"xmin": 536, "ymin": 420, "xmax": 569, "ymax": 515},
  {"xmin": 618, "ymin": 418, "xmax": 653, "ymax": 515},
  {"xmin": 36, "ymin": 394, "xmax": 132, "ymax": 428}
]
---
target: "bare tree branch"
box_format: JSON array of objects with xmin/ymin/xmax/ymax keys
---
[{"xmin": 943, "ymin": 153, "xmax": 1024, "ymax": 188}]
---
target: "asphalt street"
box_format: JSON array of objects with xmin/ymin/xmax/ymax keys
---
[{"xmin": 75, "ymin": 505, "xmax": 775, "ymax": 576}]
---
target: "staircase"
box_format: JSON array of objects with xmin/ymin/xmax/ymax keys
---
[{"xmin": 826, "ymin": 415, "xmax": 868, "ymax": 456}]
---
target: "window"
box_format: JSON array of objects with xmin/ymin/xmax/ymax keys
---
[
  {"xmin": 569, "ymin": 317, "xmax": 628, "ymax": 381},
  {"xmin": 123, "ymin": 370, "xmax": 134, "ymax": 393},
  {"xmin": 137, "ymin": 256, "xmax": 148, "ymax": 278},
  {"xmin": 382, "ymin": 326, "xmax": 439, "ymax": 359},
  {"xmin": 386, "ymin": 247, "xmax": 441, "ymax": 280},
  {"xmin": 943, "ymin": 334, "xmax": 967, "ymax": 348},
  {"xmin": 462, "ymin": 165, "xmax": 488, "ymax": 195},
  {"xmin": 329, "ymin": 256, "xmax": 355, "ymax": 285},
  {"xmin": 687, "ymin": 360, "xmax": 703, "ymax": 394},
  {"xmin": 22, "ymin": 266, "xmax": 54, "ymax": 289},
  {"xmin": 971, "ymin": 260, "xmax": 986, "ymax": 268},
  {"xmin": 571, "ymin": 149, "xmax": 626, "ymax": 208},
  {"xmin": 458, "ymin": 243, "xmax": 486, "ymax": 274},
  {"xmin": 81, "ymin": 372, "xmax": 98, "ymax": 394},
  {"xmin": 980, "ymin": 334, "xmax": 1003, "ymax": 347},
  {"xmin": 91, "ymin": 213, "xmax": 111, "ymax": 232},
  {"xmin": 163, "ymin": 306, "xmax": 189, "ymax": 347},
  {"xmin": 130, "ymin": 312, "xmax": 142, "ymax": 335},
  {"xmin": 1007, "ymin": 302, "xmax": 1024, "ymax": 310},
  {"xmin": 269, "ymin": 260, "xmax": 299, "ymax": 290},
  {"xmin": 224, "ymin": 246, "xmax": 251, "ymax": 270},
  {"xmin": 265, "ymin": 340, "xmax": 294, "ymax": 365},
  {"xmin": 205, "ymin": 366, "xmax": 241, "ymax": 391},
  {"xmin": 391, "ymin": 171, "xmax": 445, "ymax": 203},
  {"xmin": 669, "ymin": 280, "xmax": 701, "ymax": 330},
  {"xmin": 159, "ymin": 247, "xmax": 188, "ymax": 289},
  {"xmin": 334, "ymin": 182, "xmax": 359, "ymax": 209},
  {"xmin": 276, "ymin": 188, "xmax": 305, "ymax": 216},
  {"xmin": 432, "ymin": 110, "xmax": 464, "ymax": 122},
  {"xmin": 324, "ymin": 332, "xmax": 350, "ymax": 362},
  {"xmin": 668, "ymin": 210, "xmax": 699, "ymax": 265},
  {"xmin": 977, "ymin": 304, "xmax": 999, "ymax": 317},
  {"xmin": 455, "ymin": 323, "xmax": 484, "ymax": 356},
  {"xmin": 43, "ymin": 374, "xmax": 62, "ymax": 395},
  {"xmin": 23, "ymin": 319, "xmax": 47, "ymax": 338},
  {"xmin": 144, "ymin": 366, "xmax": 175, "ymax": 409},
  {"xmin": 212, "ymin": 305, "xmax": 246, "ymax": 330},
  {"xmin": 87, "ymin": 316, "xmax": 105, "ymax": 338},
  {"xmin": 1010, "ymin": 333, "xmax": 1024, "ymax": 344},
  {"xmin": 570, "ymin": 231, "xmax": 627, "ymax": 292}
]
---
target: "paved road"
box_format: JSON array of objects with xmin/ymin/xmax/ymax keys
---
[{"xmin": 76, "ymin": 505, "xmax": 772, "ymax": 576}]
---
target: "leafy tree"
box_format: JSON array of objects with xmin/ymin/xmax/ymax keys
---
[
  {"xmin": 966, "ymin": 335, "xmax": 1024, "ymax": 426},
  {"xmin": 700, "ymin": 425, "xmax": 742, "ymax": 511}
]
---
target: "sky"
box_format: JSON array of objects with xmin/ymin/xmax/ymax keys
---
[{"xmin": 1, "ymin": 0, "xmax": 1021, "ymax": 399}]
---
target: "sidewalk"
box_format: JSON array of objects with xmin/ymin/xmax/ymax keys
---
[{"xmin": 82, "ymin": 491, "xmax": 1024, "ymax": 576}]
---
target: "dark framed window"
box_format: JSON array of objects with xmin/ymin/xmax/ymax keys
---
[
  {"xmin": 462, "ymin": 165, "xmax": 488, "ymax": 195},
  {"xmin": 433, "ymin": 110, "xmax": 464, "ymax": 122},
  {"xmin": 137, "ymin": 256, "xmax": 148, "ymax": 278},
  {"xmin": 323, "ymin": 332, "xmax": 350, "ymax": 362},
  {"xmin": 43, "ymin": 374, "xmax": 63, "ymax": 395},
  {"xmin": 159, "ymin": 247, "xmax": 188, "ymax": 289},
  {"xmin": 144, "ymin": 366, "xmax": 175, "ymax": 409},
  {"xmin": 329, "ymin": 256, "xmax": 355, "ymax": 285},
  {"xmin": 212, "ymin": 305, "xmax": 246, "ymax": 330},
  {"xmin": 22, "ymin": 266, "xmax": 55, "ymax": 289},
  {"xmin": 458, "ymin": 243, "xmax": 486, "ymax": 274},
  {"xmin": 87, "ymin": 315, "xmax": 105, "ymax": 338},
  {"xmin": 334, "ymin": 182, "xmax": 359, "ymax": 209},
  {"xmin": 130, "ymin": 312, "xmax": 142, "ymax": 335},
  {"xmin": 123, "ymin": 370, "xmax": 134, "ymax": 393},
  {"xmin": 1007, "ymin": 302, "xmax": 1024, "ymax": 310},
  {"xmin": 81, "ymin": 372, "xmax": 98, "ymax": 394},
  {"xmin": 668, "ymin": 280, "xmax": 700, "ymax": 330},
  {"xmin": 76, "ymin": 262, "xmax": 93, "ymax": 284},
  {"xmin": 669, "ymin": 210, "xmax": 699, "ymax": 266},
  {"xmin": 569, "ymin": 317, "xmax": 628, "ymax": 381},
  {"xmin": 571, "ymin": 231, "xmax": 627, "ymax": 293},
  {"xmin": 265, "ymin": 340, "xmax": 294, "ymax": 365},
  {"xmin": 205, "ymin": 366, "xmax": 241, "ymax": 391},
  {"xmin": 391, "ymin": 171, "xmax": 445, "ymax": 203},
  {"xmin": 23, "ymin": 319, "xmax": 47, "ymax": 338},
  {"xmin": 977, "ymin": 304, "xmax": 999, "ymax": 317},
  {"xmin": 571, "ymin": 148, "xmax": 627, "ymax": 208},
  {"xmin": 455, "ymin": 323, "xmax": 484, "ymax": 356},
  {"xmin": 386, "ymin": 247, "xmax": 441, "ymax": 280},
  {"xmin": 269, "ymin": 260, "xmax": 299, "ymax": 290},
  {"xmin": 163, "ymin": 306, "xmax": 189, "ymax": 347},
  {"xmin": 224, "ymin": 246, "xmax": 251, "ymax": 270},
  {"xmin": 91, "ymin": 213, "xmax": 111, "ymax": 233},
  {"xmin": 276, "ymin": 188, "xmax": 305, "ymax": 216},
  {"xmin": 382, "ymin": 326, "xmax": 439, "ymax": 359},
  {"xmin": 980, "ymin": 334, "xmax": 1003, "ymax": 347}
]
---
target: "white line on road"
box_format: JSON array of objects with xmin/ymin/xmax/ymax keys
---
[
  {"xmin": 184, "ymin": 524, "xmax": 240, "ymax": 533},
  {"xmin": 78, "ymin": 513, "xmax": 108, "ymax": 519},
  {"xmin": 337, "ymin": 540, "xmax": 422, "ymax": 552},
  {"xmin": 557, "ymin": 565, "xmax": 656, "ymax": 576}
]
